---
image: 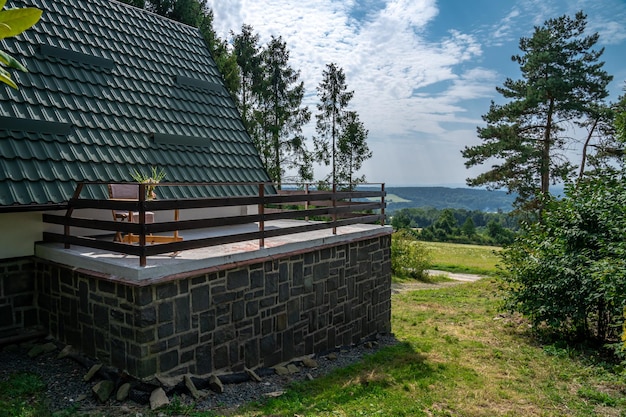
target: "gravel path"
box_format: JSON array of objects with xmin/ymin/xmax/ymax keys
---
[{"xmin": 0, "ymin": 272, "xmax": 481, "ymax": 416}]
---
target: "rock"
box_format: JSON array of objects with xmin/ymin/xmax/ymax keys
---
[
  {"xmin": 156, "ymin": 374, "xmax": 183, "ymax": 389},
  {"xmin": 274, "ymin": 365, "xmax": 289, "ymax": 376},
  {"xmin": 302, "ymin": 358, "xmax": 318, "ymax": 368},
  {"xmin": 27, "ymin": 342, "xmax": 56, "ymax": 358},
  {"xmin": 287, "ymin": 364, "xmax": 300, "ymax": 374},
  {"xmin": 116, "ymin": 382, "xmax": 131, "ymax": 401},
  {"xmin": 76, "ymin": 394, "xmax": 87, "ymax": 402},
  {"xmin": 3, "ymin": 344, "xmax": 18, "ymax": 353},
  {"xmin": 184, "ymin": 375, "xmax": 201, "ymax": 400},
  {"xmin": 327, "ymin": 353, "xmax": 338, "ymax": 360},
  {"xmin": 264, "ymin": 390, "xmax": 285, "ymax": 398},
  {"xmin": 364, "ymin": 342, "xmax": 373, "ymax": 349},
  {"xmin": 84, "ymin": 363, "xmax": 102, "ymax": 381},
  {"xmin": 245, "ymin": 367, "xmax": 262, "ymax": 383},
  {"xmin": 149, "ymin": 387, "xmax": 169, "ymax": 410},
  {"xmin": 306, "ymin": 373, "xmax": 314, "ymax": 381},
  {"xmin": 92, "ymin": 380, "xmax": 115, "ymax": 403},
  {"xmin": 208, "ymin": 375, "xmax": 223, "ymax": 394},
  {"xmin": 57, "ymin": 345, "xmax": 76, "ymax": 359}
]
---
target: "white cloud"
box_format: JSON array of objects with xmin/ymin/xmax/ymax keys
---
[{"xmin": 206, "ymin": 0, "xmax": 625, "ymax": 185}]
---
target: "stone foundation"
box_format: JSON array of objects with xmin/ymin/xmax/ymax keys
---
[
  {"xmin": 35, "ymin": 235, "xmax": 391, "ymax": 378},
  {"xmin": 0, "ymin": 257, "xmax": 38, "ymax": 333}
]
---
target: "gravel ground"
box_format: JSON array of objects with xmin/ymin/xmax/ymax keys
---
[{"xmin": 0, "ymin": 334, "xmax": 399, "ymax": 416}]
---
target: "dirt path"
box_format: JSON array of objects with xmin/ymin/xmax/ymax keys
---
[{"xmin": 391, "ymin": 270, "xmax": 484, "ymax": 294}]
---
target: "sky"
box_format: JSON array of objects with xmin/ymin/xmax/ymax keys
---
[{"xmin": 206, "ymin": 0, "xmax": 626, "ymax": 187}]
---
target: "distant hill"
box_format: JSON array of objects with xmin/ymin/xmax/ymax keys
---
[{"xmin": 382, "ymin": 187, "xmax": 516, "ymax": 213}]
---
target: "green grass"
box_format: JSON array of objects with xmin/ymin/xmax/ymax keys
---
[
  {"xmin": 422, "ymin": 241, "xmax": 502, "ymax": 275},
  {"xmin": 0, "ymin": 372, "xmax": 50, "ymax": 417},
  {"xmin": 238, "ymin": 279, "xmax": 626, "ymax": 416}
]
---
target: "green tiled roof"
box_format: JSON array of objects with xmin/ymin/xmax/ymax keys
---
[{"xmin": 0, "ymin": 0, "xmax": 270, "ymax": 210}]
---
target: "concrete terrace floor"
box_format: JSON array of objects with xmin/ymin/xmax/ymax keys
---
[{"xmin": 35, "ymin": 220, "xmax": 392, "ymax": 284}]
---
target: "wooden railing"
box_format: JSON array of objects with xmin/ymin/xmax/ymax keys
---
[{"xmin": 42, "ymin": 182, "xmax": 386, "ymax": 266}]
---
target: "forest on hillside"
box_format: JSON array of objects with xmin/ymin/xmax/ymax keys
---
[{"xmin": 383, "ymin": 187, "xmax": 516, "ymax": 213}]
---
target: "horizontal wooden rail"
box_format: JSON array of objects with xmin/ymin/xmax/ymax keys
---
[{"xmin": 42, "ymin": 182, "xmax": 386, "ymax": 266}]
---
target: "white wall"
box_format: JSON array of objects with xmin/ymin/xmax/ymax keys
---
[
  {"xmin": 1, "ymin": 204, "xmax": 258, "ymax": 259},
  {"xmin": 0, "ymin": 212, "xmax": 44, "ymax": 259}
]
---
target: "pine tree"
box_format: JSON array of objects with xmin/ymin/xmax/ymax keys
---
[
  {"xmin": 314, "ymin": 63, "xmax": 354, "ymax": 185},
  {"xmin": 255, "ymin": 36, "xmax": 311, "ymax": 185},
  {"xmin": 232, "ymin": 25, "xmax": 262, "ymax": 136},
  {"xmin": 336, "ymin": 111, "xmax": 371, "ymax": 189},
  {"xmin": 462, "ymin": 11, "xmax": 612, "ymax": 215}
]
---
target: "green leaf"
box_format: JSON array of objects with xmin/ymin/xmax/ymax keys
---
[
  {"xmin": 0, "ymin": 67, "xmax": 18, "ymax": 89},
  {"xmin": 0, "ymin": 50, "xmax": 27, "ymax": 72},
  {"xmin": 0, "ymin": 0, "xmax": 6, "ymax": 11},
  {"xmin": 0, "ymin": 7, "xmax": 42, "ymax": 39},
  {"xmin": 0, "ymin": 22, "xmax": 9, "ymax": 37}
]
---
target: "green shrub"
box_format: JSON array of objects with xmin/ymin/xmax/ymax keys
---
[
  {"xmin": 391, "ymin": 229, "xmax": 431, "ymax": 279},
  {"xmin": 500, "ymin": 170, "xmax": 626, "ymax": 351}
]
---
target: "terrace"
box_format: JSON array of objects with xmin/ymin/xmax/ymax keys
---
[{"xmin": 37, "ymin": 182, "xmax": 389, "ymax": 281}]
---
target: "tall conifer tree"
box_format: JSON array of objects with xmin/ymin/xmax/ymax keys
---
[
  {"xmin": 314, "ymin": 63, "xmax": 354, "ymax": 185},
  {"xmin": 255, "ymin": 36, "xmax": 311, "ymax": 185},
  {"xmin": 462, "ymin": 11, "xmax": 612, "ymax": 215}
]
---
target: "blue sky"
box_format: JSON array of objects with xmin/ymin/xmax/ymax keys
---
[{"xmin": 207, "ymin": 0, "xmax": 626, "ymax": 187}]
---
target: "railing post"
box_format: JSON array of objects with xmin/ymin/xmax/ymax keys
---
[
  {"xmin": 332, "ymin": 182, "xmax": 337, "ymax": 235},
  {"xmin": 381, "ymin": 183, "xmax": 386, "ymax": 226},
  {"xmin": 305, "ymin": 183, "xmax": 309, "ymax": 222},
  {"xmin": 258, "ymin": 183, "xmax": 265, "ymax": 248},
  {"xmin": 138, "ymin": 183, "xmax": 147, "ymax": 267},
  {"xmin": 64, "ymin": 182, "xmax": 84, "ymax": 249}
]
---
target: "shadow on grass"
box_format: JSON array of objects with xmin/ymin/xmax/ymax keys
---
[{"xmin": 247, "ymin": 341, "xmax": 444, "ymax": 416}]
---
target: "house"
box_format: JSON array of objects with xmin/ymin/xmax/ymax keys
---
[{"xmin": 0, "ymin": 0, "xmax": 391, "ymax": 379}]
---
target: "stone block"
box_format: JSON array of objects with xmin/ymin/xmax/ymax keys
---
[
  {"xmin": 191, "ymin": 286, "xmax": 209, "ymax": 312},
  {"xmin": 227, "ymin": 269, "xmax": 249, "ymax": 290},
  {"xmin": 160, "ymin": 349, "xmax": 179, "ymax": 372},
  {"xmin": 195, "ymin": 344, "xmax": 212, "ymax": 375},
  {"xmin": 265, "ymin": 273, "xmax": 278, "ymax": 295},
  {"xmin": 313, "ymin": 263, "xmax": 330, "ymax": 282},
  {"xmin": 214, "ymin": 345, "xmax": 228, "ymax": 369},
  {"xmin": 175, "ymin": 297, "xmax": 190, "ymax": 332},
  {"xmin": 250, "ymin": 269, "xmax": 264, "ymax": 288},
  {"xmin": 156, "ymin": 283, "xmax": 177, "ymax": 299}
]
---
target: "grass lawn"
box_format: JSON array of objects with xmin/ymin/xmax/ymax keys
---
[
  {"xmin": 422, "ymin": 241, "xmax": 502, "ymax": 275},
  {"xmin": 242, "ymin": 279, "xmax": 626, "ymax": 416}
]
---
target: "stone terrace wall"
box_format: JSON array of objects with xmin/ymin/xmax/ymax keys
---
[
  {"xmin": 36, "ymin": 235, "xmax": 391, "ymax": 378},
  {"xmin": 0, "ymin": 257, "xmax": 38, "ymax": 333}
]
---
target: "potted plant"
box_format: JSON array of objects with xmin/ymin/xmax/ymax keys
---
[{"xmin": 130, "ymin": 166, "xmax": 166, "ymax": 200}]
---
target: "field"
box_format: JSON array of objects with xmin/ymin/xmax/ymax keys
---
[
  {"xmin": 245, "ymin": 279, "xmax": 626, "ymax": 416},
  {"xmin": 423, "ymin": 241, "xmax": 502, "ymax": 275}
]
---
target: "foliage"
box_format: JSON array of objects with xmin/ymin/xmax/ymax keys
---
[
  {"xmin": 462, "ymin": 11, "xmax": 613, "ymax": 216},
  {"xmin": 390, "ymin": 230, "xmax": 431, "ymax": 280},
  {"xmin": 0, "ymin": 372, "xmax": 50, "ymax": 417},
  {"xmin": 335, "ymin": 110, "xmax": 371, "ymax": 188},
  {"xmin": 314, "ymin": 63, "xmax": 370, "ymax": 187},
  {"xmin": 232, "ymin": 24, "xmax": 262, "ymax": 134},
  {"xmin": 391, "ymin": 206, "xmax": 518, "ymax": 246},
  {"xmin": 254, "ymin": 36, "xmax": 312, "ymax": 184},
  {"xmin": 0, "ymin": 0, "xmax": 42, "ymax": 89},
  {"xmin": 500, "ymin": 169, "xmax": 626, "ymax": 350},
  {"xmin": 130, "ymin": 166, "xmax": 166, "ymax": 200}
]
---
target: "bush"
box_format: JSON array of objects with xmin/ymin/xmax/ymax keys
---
[
  {"xmin": 391, "ymin": 229, "xmax": 431, "ymax": 279},
  {"xmin": 500, "ymin": 170, "xmax": 626, "ymax": 351}
]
